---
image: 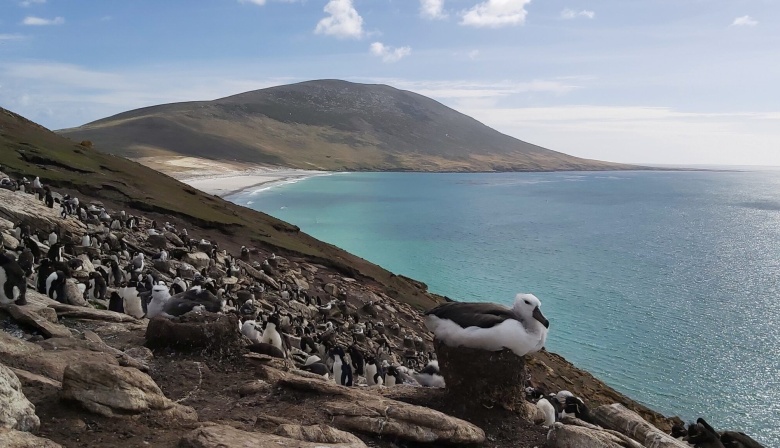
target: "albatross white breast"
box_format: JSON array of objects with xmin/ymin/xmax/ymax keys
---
[{"xmin": 424, "ymin": 293, "xmax": 549, "ymax": 357}]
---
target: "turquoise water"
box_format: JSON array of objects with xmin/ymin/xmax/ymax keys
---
[{"xmin": 230, "ymin": 171, "xmax": 780, "ymax": 444}]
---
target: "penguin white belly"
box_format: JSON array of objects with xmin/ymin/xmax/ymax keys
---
[
  {"xmin": 241, "ymin": 321, "xmax": 262, "ymax": 343},
  {"xmin": 45, "ymin": 272, "xmax": 58, "ymax": 297},
  {"xmin": 122, "ymin": 289, "xmax": 145, "ymax": 319},
  {"xmin": 365, "ymin": 364, "xmax": 378, "ymax": 386},
  {"xmin": 332, "ymin": 358, "xmax": 343, "ymax": 384},
  {"xmin": 426, "ymin": 315, "xmax": 545, "ymax": 356},
  {"xmin": 385, "ymin": 375, "xmax": 397, "ymax": 386},
  {"xmin": 260, "ymin": 325, "xmax": 283, "ymax": 350},
  {"xmin": 0, "ymin": 267, "xmax": 10, "ymax": 304},
  {"xmin": 536, "ymin": 399, "xmax": 556, "ymax": 426}
]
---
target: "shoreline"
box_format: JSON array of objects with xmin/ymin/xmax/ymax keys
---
[
  {"xmin": 180, "ymin": 169, "xmax": 330, "ymax": 198},
  {"xmin": 134, "ymin": 156, "xmax": 330, "ymax": 198}
]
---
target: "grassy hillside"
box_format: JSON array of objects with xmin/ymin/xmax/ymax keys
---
[
  {"xmin": 60, "ymin": 79, "xmax": 637, "ymax": 172},
  {"xmin": 0, "ymin": 107, "xmax": 440, "ymax": 309}
]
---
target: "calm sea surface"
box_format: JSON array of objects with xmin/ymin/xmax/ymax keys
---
[{"xmin": 229, "ymin": 171, "xmax": 780, "ymax": 444}]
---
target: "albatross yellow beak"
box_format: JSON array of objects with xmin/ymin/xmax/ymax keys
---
[{"xmin": 532, "ymin": 306, "xmax": 549, "ymax": 329}]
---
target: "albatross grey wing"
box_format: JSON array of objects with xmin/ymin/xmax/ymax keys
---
[{"xmin": 425, "ymin": 302, "xmax": 515, "ymax": 329}]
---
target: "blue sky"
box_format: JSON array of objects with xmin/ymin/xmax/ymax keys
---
[{"xmin": 0, "ymin": 0, "xmax": 778, "ymax": 165}]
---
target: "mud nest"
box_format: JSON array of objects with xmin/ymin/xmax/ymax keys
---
[
  {"xmin": 145, "ymin": 312, "xmax": 243, "ymax": 359},
  {"xmin": 434, "ymin": 339, "xmax": 529, "ymax": 411}
]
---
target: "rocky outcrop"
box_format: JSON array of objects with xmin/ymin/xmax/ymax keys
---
[
  {"xmin": 2, "ymin": 303, "xmax": 72, "ymax": 338},
  {"xmin": 0, "ymin": 364, "xmax": 40, "ymax": 432},
  {"xmin": 547, "ymin": 422, "xmax": 645, "ymax": 448},
  {"xmin": 279, "ymin": 375, "xmax": 485, "ymax": 445},
  {"xmin": 592, "ymin": 404, "xmax": 690, "ymax": 448},
  {"xmin": 182, "ymin": 252, "xmax": 210, "ymax": 270},
  {"xmin": 145, "ymin": 312, "xmax": 243, "ymax": 356},
  {"xmin": 434, "ymin": 340, "xmax": 528, "ymax": 411},
  {"xmin": 180, "ymin": 424, "xmax": 367, "ymax": 448},
  {"xmin": 0, "ymin": 188, "xmax": 85, "ymax": 236},
  {"xmin": 60, "ymin": 362, "xmax": 197, "ymax": 421},
  {"xmin": 0, "ymin": 428, "xmax": 62, "ymax": 448},
  {"xmin": 274, "ymin": 424, "xmax": 367, "ymax": 446}
]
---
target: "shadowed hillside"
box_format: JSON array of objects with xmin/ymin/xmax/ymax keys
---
[
  {"xmin": 59, "ymin": 80, "xmax": 637, "ymax": 172},
  {"xmin": 0, "ymin": 107, "xmax": 440, "ymax": 309}
]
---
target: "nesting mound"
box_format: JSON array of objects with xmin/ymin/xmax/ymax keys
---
[
  {"xmin": 434, "ymin": 339, "xmax": 528, "ymax": 411},
  {"xmin": 145, "ymin": 312, "xmax": 243, "ymax": 358}
]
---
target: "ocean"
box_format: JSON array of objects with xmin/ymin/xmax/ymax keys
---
[{"xmin": 229, "ymin": 170, "xmax": 780, "ymax": 444}]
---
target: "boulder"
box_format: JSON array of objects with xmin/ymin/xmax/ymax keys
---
[
  {"xmin": 47, "ymin": 302, "xmax": 138, "ymax": 322},
  {"xmin": 231, "ymin": 379, "xmax": 272, "ymax": 397},
  {"xmin": 61, "ymin": 362, "xmax": 197, "ymax": 421},
  {"xmin": 592, "ymin": 404, "xmax": 690, "ymax": 448},
  {"xmin": 2, "ymin": 304, "xmax": 72, "ymax": 338},
  {"xmin": 180, "ymin": 425, "xmax": 366, "ymax": 448},
  {"xmin": 62, "ymin": 279, "xmax": 88, "ymax": 307},
  {"xmin": 2, "ymin": 232, "xmax": 20, "ymax": 250},
  {"xmin": 547, "ymin": 422, "xmax": 645, "ymax": 448},
  {"xmin": 434, "ymin": 340, "xmax": 528, "ymax": 411},
  {"xmin": 279, "ymin": 375, "xmax": 485, "ymax": 445},
  {"xmin": 145, "ymin": 312, "xmax": 243, "ymax": 357},
  {"xmin": 324, "ymin": 283, "xmax": 339, "ymax": 296},
  {"xmin": 236, "ymin": 260, "xmax": 279, "ymax": 290},
  {"xmin": 182, "ymin": 252, "xmax": 210, "ymax": 270},
  {"xmin": 274, "ymin": 424, "xmax": 366, "ymax": 446},
  {"xmin": 76, "ymin": 254, "xmax": 95, "ymax": 273},
  {"xmin": 9, "ymin": 367, "xmax": 62, "ymax": 389},
  {"xmin": 164, "ymin": 231, "xmax": 184, "ymax": 247},
  {"xmin": 153, "ymin": 260, "xmax": 175, "ymax": 276},
  {"xmin": 146, "ymin": 234, "xmax": 168, "ymax": 249},
  {"xmin": 0, "ymin": 428, "xmax": 62, "ymax": 448},
  {"xmin": 124, "ymin": 347, "xmax": 154, "ymax": 364},
  {"xmin": 0, "ymin": 364, "xmax": 40, "ymax": 432}
]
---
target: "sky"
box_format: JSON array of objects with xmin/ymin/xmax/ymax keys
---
[{"xmin": 0, "ymin": 0, "xmax": 778, "ymax": 166}]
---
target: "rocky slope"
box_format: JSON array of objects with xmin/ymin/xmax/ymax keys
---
[{"xmin": 59, "ymin": 80, "xmax": 637, "ymax": 172}]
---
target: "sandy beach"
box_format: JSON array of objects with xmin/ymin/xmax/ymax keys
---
[{"xmin": 136, "ymin": 156, "xmax": 328, "ymax": 197}]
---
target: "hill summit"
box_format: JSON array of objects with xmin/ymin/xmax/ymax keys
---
[{"xmin": 59, "ymin": 80, "xmax": 632, "ymax": 172}]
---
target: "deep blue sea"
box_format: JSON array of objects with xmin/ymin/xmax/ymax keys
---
[{"xmin": 229, "ymin": 171, "xmax": 780, "ymax": 444}]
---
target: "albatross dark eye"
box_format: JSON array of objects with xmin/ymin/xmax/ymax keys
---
[{"xmin": 524, "ymin": 300, "xmax": 530, "ymax": 305}]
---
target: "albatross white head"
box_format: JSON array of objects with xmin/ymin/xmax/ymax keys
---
[{"xmin": 513, "ymin": 293, "xmax": 549, "ymax": 329}]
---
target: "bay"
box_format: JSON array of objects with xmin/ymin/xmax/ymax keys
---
[{"xmin": 229, "ymin": 170, "xmax": 780, "ymax": 444}]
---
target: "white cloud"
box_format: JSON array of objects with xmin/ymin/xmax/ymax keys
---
[
  {"xmin": 0, "ymin": 34, "xmax": 25, "ymax": 41},
  {"xmin": 731, "ymin": 15, "xmax": 758, "ymax": 27},
  {"xmin": 468, "ymin": 49, "xmax": 480, "ymax": 60},
  {"xmin": 388, "ymin": 79, "xmax": 579, "ymax": 100},
  {"xmin": 238, "ymin": 0, "xmax": 267, "ymax": 5},
  {"xmin": 561, "ymin": 8, "xmax": 594, "ymax": 20},
  {"xmin": 420, "ymin": 0, "xmax": 447, "ymax": 20},
  {"xmin": 454, "ymin": 105, "xmax": 780, "ymax": 165},
  {"xmin": 315, "ymin": 0, "xmax": 364, "ymax": 39},
  {"xmin": 370, "ymin": 42, "xmax": 411, "ymax": 63},
  {"xmin": 460, "ymin": 0, "xmax": 531, "ymax": 28},
  {"xmin": 22, "ymin": 16, "xmax": 64, "ymax": 26},
  {"xmin": 19, "ymin": 0, "xmax": 46, "ymax": 7}
]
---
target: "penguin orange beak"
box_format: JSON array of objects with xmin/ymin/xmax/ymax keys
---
[{"xmin": 533, "ymin": 306, "xmax": 549, "ymax": 328}]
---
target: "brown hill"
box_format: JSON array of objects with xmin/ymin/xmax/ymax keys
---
[{"xmin": 59, "ymin": 79, "xmax": 636, "ymax": 172}]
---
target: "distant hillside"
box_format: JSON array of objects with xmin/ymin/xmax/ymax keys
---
[
  {"xmin": 59, "ymin": 80, "xmax": 635, "ymax": 172},
  {"xmin": 0, "ymin": 107, "xmax": 440, "ymax": 309}
]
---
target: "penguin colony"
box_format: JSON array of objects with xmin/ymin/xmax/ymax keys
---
[
  {"xmin": 0, "ymin": 172, "xmax": 766, "ymax": 446},
  {"xmin": 0, "ymin": 172, "xmax": 444, "ymax": 389}
]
